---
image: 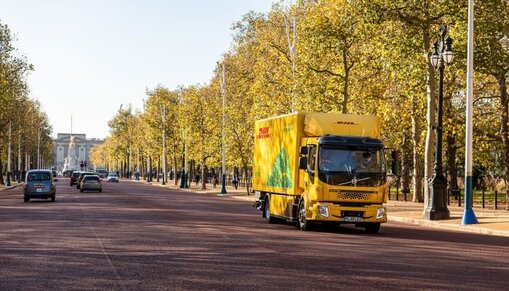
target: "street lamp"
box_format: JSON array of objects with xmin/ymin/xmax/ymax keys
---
[
  {"xmin": 161, "ymin": 106, "xmax": 167, "ymax": 186},
  {"xmin": 6, "ymin": 121, "xmax": 12, "ymax": 187},
  {"xmin": 219, "ymin": 62, "xmax": 228, "ymax": 195},
  {"xmin": 425, "ymin": 25, "xmax": 453, "ymax": 220}
]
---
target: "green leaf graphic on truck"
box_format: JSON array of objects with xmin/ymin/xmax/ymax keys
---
[{"xmin": 267, "ymin": 148, "xmax": 293, "ymax": 188}]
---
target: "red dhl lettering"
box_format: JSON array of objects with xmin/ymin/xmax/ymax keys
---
[
  {"xmin": 257, "ymin": 127, "xmax": 271, "ymax": 139},
  {"xmin": 335, "ymin": 121, "xmax": 357, "ymax": 125}
]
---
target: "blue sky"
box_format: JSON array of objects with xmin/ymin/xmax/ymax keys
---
[{"xmin": 1, "ymin": 0, "xmax": 275, "ymax": 138}]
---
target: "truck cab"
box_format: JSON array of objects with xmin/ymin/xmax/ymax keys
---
[{"xmin": 297, "ymin": 136, "xmax": 387, "ymax": 233}]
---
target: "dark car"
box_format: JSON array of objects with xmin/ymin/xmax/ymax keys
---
[
  {"xmin": 70, "ymin": 171, "xmax": 80, "ymax": 186},
  {"xmin": 77, "ymin": 172, "xmax": 96, "ymax": 189},
  {"xmin": 23, "ymin": 169, "xmax": 56, "ymax": 203},
  {"xmin": 96, "ymin": 169, "xmax": 108, "ymax": 178}
]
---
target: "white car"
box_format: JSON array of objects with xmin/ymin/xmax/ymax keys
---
[{"xmin": 107, "ymin": 173, "xmax": 119, "ymax": 183}]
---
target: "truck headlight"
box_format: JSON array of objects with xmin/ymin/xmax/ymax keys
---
[
  {"xmin": 376, "ymin": 207, "xmax": 386, "ymax": 219},
  {"xmin": 318, "ymin": 205, "xmax": 329, "ymax": 218}
]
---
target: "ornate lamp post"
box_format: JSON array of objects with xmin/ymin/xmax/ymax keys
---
[{"xmin": 425, "ymin": 25, "xmax": 454, "ymax": 220}]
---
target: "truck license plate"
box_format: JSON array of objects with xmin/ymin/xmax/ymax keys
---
[
  {"xmin": 343, "ymin": 216, "xmax": 363, "ymax": 222},
  {"xmin": 36, "ymin": 188, "xmax": 42, "ymax": 193}
]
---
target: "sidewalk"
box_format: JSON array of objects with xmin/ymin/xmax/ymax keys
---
[
  {"xmin": 0, "ymin": 181, "xmax": 23, "ymax": 191},
  {"xmin": 125, "ymin": 178, "xmax": 509, "ymax": 237}
]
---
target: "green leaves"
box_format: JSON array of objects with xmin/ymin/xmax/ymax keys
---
[{"xmin": 94, "ymin": 0, "xmax": 509, "ymax": 187}]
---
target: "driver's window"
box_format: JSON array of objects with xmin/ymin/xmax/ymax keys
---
[{"xmin": 307, "ymin": 145, "xmax": 316, "ymax": 181}]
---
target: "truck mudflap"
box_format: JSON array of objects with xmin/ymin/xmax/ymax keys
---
[
  {"xmin": 253, "ymin": 191, "xmax": 265, "ymax": 210},
  {"xmin": 307, "ymin": 202, "xmax": 387, "ymax": 224}
]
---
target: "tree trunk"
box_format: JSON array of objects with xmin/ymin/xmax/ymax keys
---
[
  {"xmin": 498, "ymin": 74, "xmax": 509, "ymax": 210},
  {"xmin": 411, "ymin": 101, "xmax": 424, "ymax": 202},
  {"xmin": 446, "ymin": 130, "xmax": 459, "ymax": 193},
  {"xmin": 201, "ymin": 164, "xmax": 207, "ymax": 190},
  {"xmin": 341, "ymin": 49, "xmax": 349, "ymax": 114},
  {"xmin": 423, "ymin": 28, "xmax": 436, "ymax": 208},
  {"xmin": 0, "ymin": 147, "xmax": 4, "ymax": 185},
  {"xmin": 241, "ymin": 157, "xmax": 250, "ymax": 195},
  {"xmin": 401, "ymin": 131, "xmax": 411, "ymax": 195},
  {"xmin": 173, "ymin": 146, "xmax": 179, "ymax": 185},
  {"xmin": 156, "ymin": 156, "xmax": 160, "ymax": 182}
]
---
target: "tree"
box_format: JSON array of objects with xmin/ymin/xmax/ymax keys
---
[{"xmin": 474, "ymin": 0, "xmax": 509, "ymax": 208}]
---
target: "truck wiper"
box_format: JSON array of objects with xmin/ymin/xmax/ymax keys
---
[{"xmin": 338, "ymin": 176, "xmax": 371, "ymax": 186}]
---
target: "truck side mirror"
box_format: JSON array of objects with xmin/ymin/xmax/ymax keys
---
[
  {"xmin": 299, "ymin": 146, "xmax": 308, "ymax": 155},
  {"xmin": 391, "ymin": 150, "xmax": 399, "ymax": 176},
  {"xmin": 299, "ymin": 156, "xmax": 308, "ymax": 170}
]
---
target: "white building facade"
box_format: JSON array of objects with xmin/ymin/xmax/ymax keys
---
[{"xmin": 54, "ymin": 133, "xmax": 104, "ymax": 171}]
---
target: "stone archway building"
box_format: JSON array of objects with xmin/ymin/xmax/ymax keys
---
[{"xmin": 54, "ymin": 133, "xmax": 104, "ymax": 171}]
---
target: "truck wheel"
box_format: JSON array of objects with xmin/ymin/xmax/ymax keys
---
[
  {"xmin": 264, "ymin": 196, "xmax": 276, "ymax": 224},
  {"xmin": 365, "ymin": 223, "xmax": 380, "ymax": 234},
  {"xmin": 298, "ymin": 200, "xmax": 312, "ymax": 231}
]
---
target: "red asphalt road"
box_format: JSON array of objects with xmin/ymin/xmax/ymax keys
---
[{"xmin": 1, "ymin": 178, "xmax": 508, "ymax": 290}]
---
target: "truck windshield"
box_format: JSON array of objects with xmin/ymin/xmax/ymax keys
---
[{"xmin": 318, "ymin": 146, "xmax": 386, "ymax": 187}]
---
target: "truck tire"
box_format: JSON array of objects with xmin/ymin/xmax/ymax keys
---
[
  {"xmin": 365, "ymin": 223, "xmax": 380, "ymax": 234},
  {"xmin": 298, "ymin": 200, "xmax": 312, "ymax": 231},
  {"xmin": 264, "ymin": 196, "xmax": 276, "ymax": 224}
]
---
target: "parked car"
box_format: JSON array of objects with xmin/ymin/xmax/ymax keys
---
[
  {"xmin": 80, "ymin": 175, "xmax": 102, "ymax": 192},
  {"xmin": 70, "ymin": 171, "xmax": 80, "ymax": 186},
  {"xmin": 77, "ymin": 172, "xmax": 96, "ymax": 189},
  {"xmin": 107, "ymin": 173, "xmax": 119, "ymax": 183},
  {"xmin": 23, "ymin": 169, "xmax": 56, "ymax": 203}
]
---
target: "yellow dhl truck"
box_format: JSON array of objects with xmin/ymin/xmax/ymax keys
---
[{"xmin": 252, "ymin": 112, "xmax": 390, "ymax": 233}]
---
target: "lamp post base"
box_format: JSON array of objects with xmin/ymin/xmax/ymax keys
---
[
  {"xmin": 6, "ymin": 172, "xmax": 11, "ymax": 187},
  {"xmin": 180, "ymin": 170, "xmax": 188, "ymax": 189},
  {"xmin": 425, "ymin": 173, "xmax": 450, "ymax": 220},
  {"xmin": 461, "ymin": 209, "xmax": 478, "ymax": 225},
  {"xmin": 219, "ymin": 174, "xmax": 228, "ymax": 195}
]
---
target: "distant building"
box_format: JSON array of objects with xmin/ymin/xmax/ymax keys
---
[{"xmin": 54, "ymin": 133, "xmax": 104, "ymax": 171}]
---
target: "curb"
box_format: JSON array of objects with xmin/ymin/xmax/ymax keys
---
[
  {"xmin": 388, "ymin": 215, "xmax": 509, "ymax": 237},
  {"xmin": 0, "ymin": 183, "xmax": 24, "ymax": 192}
]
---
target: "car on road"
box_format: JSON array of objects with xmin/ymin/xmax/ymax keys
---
[
  {"xmin": 96, "ymin": 169, "xmax": 108, "ymax": 178},
  {"xmin": 107, "ymin": 173, "xmax": 119, "ymax": 183},
  {"xmin": 77, "ymin": 171, "xmax": 96, "ymax": 189},
  {"xmin": 80, "ymin": 175, "xmax": 102, "ymax": 192},
  {"xmin": 23, "ymin": 169, "xmax": 56, "ymax": 203},
  {"xmin": 70, "ymin": 171, "xmax": 80, "ymax": 186}
]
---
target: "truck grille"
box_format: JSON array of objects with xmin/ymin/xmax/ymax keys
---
[{"xmin": 338, "ymin": 191, "xmax": 372, "ymax": 200}]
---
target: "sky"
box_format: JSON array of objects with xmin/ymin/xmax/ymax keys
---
[{"xmin": 0, "ymin": 0, "xmax": 275, "ymax": 139}]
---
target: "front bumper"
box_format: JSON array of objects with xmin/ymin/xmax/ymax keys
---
[{"xmin": 307, "ymin": 202, "xmax": 387, "ymax": 224}]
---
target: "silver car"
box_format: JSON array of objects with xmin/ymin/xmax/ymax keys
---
[
  {"xmin": 23, "ymin": 169, "xmax": 56, "ymax": 203},
  {"xmin": 107, "ymin": 173, "xmax": 119, "ymax": 183},
  {"xmin": 80, "ymin": 175, "xmax": 102, "ymax": 192}
]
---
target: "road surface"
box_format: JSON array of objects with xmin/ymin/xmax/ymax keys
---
[{"xmin": 1, "ymin": 179, "xmax": 508, "ymax": 290}]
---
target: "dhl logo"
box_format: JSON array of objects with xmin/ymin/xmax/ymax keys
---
[
  {"xmin": 335, "ymin": 121, "xmax": 357, "ymax": 125},
  {"xmin": 257, "ymin": 127, "xmax": 271, "ymax": 139}
]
